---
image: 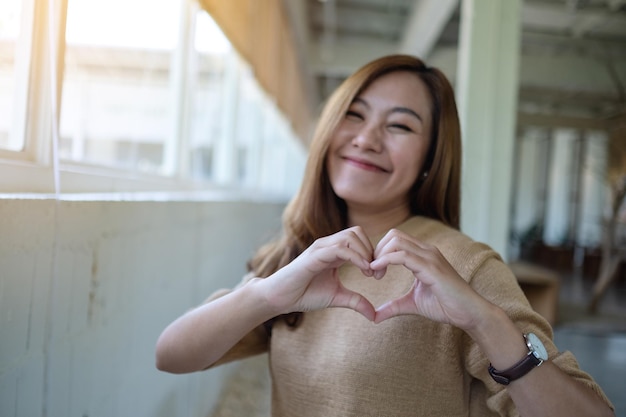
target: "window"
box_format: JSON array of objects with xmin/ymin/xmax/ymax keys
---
[
  {"xmin": 0, "ymin": 0, "xmax": 306, "ymax": 195},
  {"xmin": 60, "ymin": 0, "xmax": 183, "ymax": 173},
  {"xmin": 187, "ymin": 10, "xmax": 233, "ymax": 181},
  {"xmin": 0, "ymin": 0, "xmax": 30, "ymax": 152}
]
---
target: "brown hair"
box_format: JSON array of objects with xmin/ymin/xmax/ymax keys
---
[{"xmin": 249, "ymin": 54, "xmax": 461, "ymax": 279}]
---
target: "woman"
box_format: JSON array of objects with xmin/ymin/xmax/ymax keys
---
[{"xmin": 156, "ymin": 55, "xmax": 614, "ymax": 416}]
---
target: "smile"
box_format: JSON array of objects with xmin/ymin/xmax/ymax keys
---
[{"xmin": 342, "ymin": 156, "xmax": 388, "ymax": 172}]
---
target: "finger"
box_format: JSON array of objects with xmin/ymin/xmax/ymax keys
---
[
  {"xmin": 346, "ymin": 226, "xmax": 375, "ymax": 253},
  {"xmin": 345, "ymin": 227, "xmax": 375, "ymax": 262},
  {"xmin": 374, "ymin": 231, "xmax": 425, "ymax": 260},
  {"xmin": 374, "ymin": 285, "xmax": 417, "ymax": 323},
  {"xmin": 374, "ymin": 232, "xmax": 421, "ymax": 259},
  {"xmin": 373, "ymin": 229, "xmax": 399, "ymax": 258},
  {"xmin": 372, "ymin": 266, "xmax": 387, "ymax": 280},
  {"xmin": 375, "ymin": 227, "xmax": 405, "ymax": 247},
  {"xmin": 330, "ymin": 285, "xmax": 376, "ymax": 321},
  {"xmin": 340, "ymin": 227, "xmax": 375, "ymax": 274},
  {"xmin": 370, "ymin": 250, "xmax": 425, "ymax": 277},
  {"xmin": 318, "ymin": 244, "xmax": 372, "ymax": 272},
  {"xmin": 313, "ymin": 231, "xmax": 371, "ymax": 266},
  {"xmin": 371, "ymin": 246, "xmax": 444, "ymax": 282}
]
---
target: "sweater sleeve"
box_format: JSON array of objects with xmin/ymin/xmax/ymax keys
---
[
  {"xmin": 463, "ymin": 256, "xmax": 614, "ymax": 416},
  {"xmin": 201, "ymin": 273, "xmax": 270, "ymax": 369}
]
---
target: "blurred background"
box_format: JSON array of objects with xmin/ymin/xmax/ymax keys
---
[{"xmin": 0, "ymin": 0, "xmax": 625, "ymax": 416}]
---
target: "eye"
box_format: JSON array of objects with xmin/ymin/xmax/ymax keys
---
[
  {"xmin": 346, "ymin": 110, "xmax": 363, "ymax": 120},
  {"xmin": 389, "ymin": 123, "xmax": 413, "ymax": 132}
]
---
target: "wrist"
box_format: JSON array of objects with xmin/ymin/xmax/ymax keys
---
[
  {"xmin": 463, "ymin": 300, "xmax": 506, "ymax": 341},
  {"xmin": 247, "ymin": 275, "xmax": 292, "ymax": 318},
  {"xmin": 244, "ymin": 277, "xmax": 286, "ymax": 319},
  {"xmin": 465, "ymin": 304, "xmax": 529, "ymax": 370}
]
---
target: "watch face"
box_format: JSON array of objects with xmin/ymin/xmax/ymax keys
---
[{"xmin": 527, "ymin": 333, "xmax": 548, "ymax": 360}]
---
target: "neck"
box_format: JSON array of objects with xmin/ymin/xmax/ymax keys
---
[{"xmin": 347, "ymin": 204, "xmax": 412, "ymax": 238}]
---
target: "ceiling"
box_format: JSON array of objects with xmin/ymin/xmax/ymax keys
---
[{"xmin": 284, "ymin": 0, "xmax": 626, "ymax": 124}]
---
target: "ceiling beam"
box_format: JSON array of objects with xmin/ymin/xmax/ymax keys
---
[
  {"xmin": 522, "ymin": 1, "xmax": 626, "ymax": 38},
  {"xmin": 522, "ymin": 31, "xmax": 626, "ymax": 59},
  {"xmin": 398, "ymin": 0, "xmax": 458, "ymax": 58},
  {"xmin": 519, "ymin": 86, "xmax": 624, "ymax": 108},
  {"xmin": 310, "ymin": 1, "xmax": 406, "ymax": 41},
  {"xmin": 517, "ymin": 112, "xmax": 609, "ymax": 130},
  {"xmin": 308, "ymin": 39, "xmax": 397, "ymax": 77}
]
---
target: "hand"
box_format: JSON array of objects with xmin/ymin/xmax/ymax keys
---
[
  {"xmin": 262, "ymin": 226, "xmax": 377, "ymax": 321},
  {"xmin": 370, "ymin": 229, "xmax": 489, "ymax": 329}
]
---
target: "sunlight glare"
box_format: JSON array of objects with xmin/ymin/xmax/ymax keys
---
[
  {"xmin": 64, "ymin": 0, "xmax": 230, "ymax": 54},
  {"xmin": 195, "ymin": 12, "xmax": 231, "ymax": 54},
  {"xmin": 65, "ymin": 0, "xmax": 181, "ymax": 50},
  {"xmin": 0, "ymin": 0, "xmax": 22, "ymax": 39}
]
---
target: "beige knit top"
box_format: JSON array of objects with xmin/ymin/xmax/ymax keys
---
[{"xmin": 208, "ymin": 216, "xmax": 613, "ymax": 416}]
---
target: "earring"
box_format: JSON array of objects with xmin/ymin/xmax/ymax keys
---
[{"xmin": 422, "ymin": 171, "xmax": 429, "ymax": 179}]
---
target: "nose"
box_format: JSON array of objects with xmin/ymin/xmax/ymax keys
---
[{"xmin": 351, "ymin": 123, "xmax": 383, "ymax": 152}]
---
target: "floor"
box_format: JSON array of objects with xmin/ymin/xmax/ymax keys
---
[
  {"xmin": 553, "ymin": 271, "xmax": 626, "ymax": 417},
  {"xmin": 210, "ymin": 269, "xmax": 626, "ymax": 417}
]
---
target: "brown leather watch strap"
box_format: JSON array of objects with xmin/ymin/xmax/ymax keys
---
[{"xmin": 488, "ymin": 351, "xmax": 543, "ymax": 385}]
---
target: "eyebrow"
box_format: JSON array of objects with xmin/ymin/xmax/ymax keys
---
[{"xmin": 352, "ymin": 97, "xmax": 424, "ymax": 123}]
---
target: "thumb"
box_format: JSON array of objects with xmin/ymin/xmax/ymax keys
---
[
  {"xmin": 374, "ymin": 290, "xmax": 416, "ymax": 324},
  {"xmin": 330, "ymin": 285, "xmax": 376, "ymax": 322}
]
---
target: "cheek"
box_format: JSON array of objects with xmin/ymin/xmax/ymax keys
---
[
  {"xmin": 391, "ymin": 144, "xmax": 426, "ymax": 181},
  {"xmin": 325, "ymin": 136, "xmax": 346, "ymax": 176}
]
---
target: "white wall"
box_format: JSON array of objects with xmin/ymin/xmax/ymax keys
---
[{"xmin": 0, "ymin": 196, "xmax": 285, "ymax": 417}]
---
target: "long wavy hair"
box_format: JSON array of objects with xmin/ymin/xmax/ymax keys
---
[{"xmin": 249, "ymin": 54, "xmax": 461, "ymax": 280}]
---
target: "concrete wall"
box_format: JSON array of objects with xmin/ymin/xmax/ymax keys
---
[{"xmin": 0, "ymin": 195, "xmax": 285, "ymax": 417}]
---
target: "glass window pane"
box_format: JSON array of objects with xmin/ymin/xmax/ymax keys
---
[
  {"xmin": 0, "ymin": 0, "xmax": 28, "ymax": 152},
  {"xmin": 187, "ymin": 10, "xmax": 231, "ymax": 181},
  {"xmin": 236, "ymin": 65, "xmax": 264, "ymax": 185},
  {"xmin": 60, "ymin": 0, "xmax": 181, "ymax": 174}
]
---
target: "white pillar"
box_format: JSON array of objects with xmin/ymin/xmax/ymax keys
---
[
  {"xmin": 456, "ymin": 0, "xmax": 522, "ymax": 259},
  {"xmin": 512, "ymin": 128, "xmax": 543, "ymax": 236},
  {"xmin": 578, "ymin": 131, "xmax": 609, "ymax": 247},
  {"xmin": 544, "ymin": 129, "xmax": 577, "ymax": 246}
]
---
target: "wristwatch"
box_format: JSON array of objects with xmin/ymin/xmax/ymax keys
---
[{"xmin": 488, "ymin": 333, "xmax": 548, "ymax": 385}]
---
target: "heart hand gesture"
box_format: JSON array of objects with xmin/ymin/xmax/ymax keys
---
[{"xmin": 263, "ymin": 227, "xmax": 490, "ymax": 330}]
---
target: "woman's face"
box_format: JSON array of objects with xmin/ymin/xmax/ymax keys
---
[{"xmin": 326, "ymin": 70, "xmax": 433, "ymax": 214}]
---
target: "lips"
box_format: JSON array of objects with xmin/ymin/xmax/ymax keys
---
[{"xmin": 342, "ymin": 155, "xmax": 389, "ymax": 172}]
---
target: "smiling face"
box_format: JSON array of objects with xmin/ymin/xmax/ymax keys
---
[{"xmin": 326, "ymin": 70, "xmax": 433, "ymax": 219}]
